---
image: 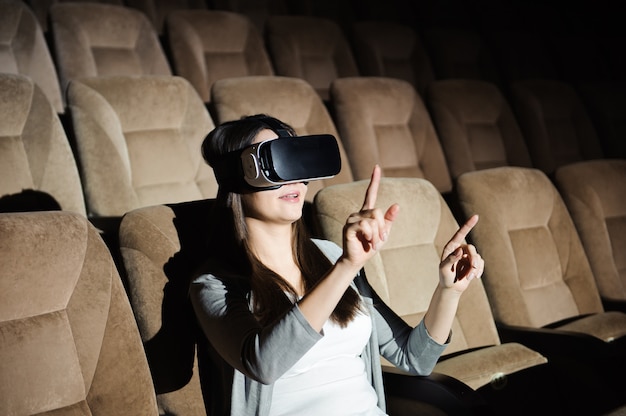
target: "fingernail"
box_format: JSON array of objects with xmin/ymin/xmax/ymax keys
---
[{"xmin": 382, "ymin": 232, "xmax": 388, "ymax": 241}]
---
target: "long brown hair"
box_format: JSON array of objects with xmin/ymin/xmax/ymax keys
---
[{"xmin": 201, "ymin": 114, "xmax": 362, "ymax": 327}]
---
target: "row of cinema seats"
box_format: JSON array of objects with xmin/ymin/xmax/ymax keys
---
[
  {"xmin": 2, "ymin": 149, "xmax": 626, "ymax": 414},
  {"xmin": 2, "ymin": 0, "xmax": 626, "ymax": 166},
  {"xmin": 1, "ymin": 74, "xmax": 626, "ymax": 414},
  {"xmin": 1, "ymin": 1, "xmax": 626, "ymax": 416}
]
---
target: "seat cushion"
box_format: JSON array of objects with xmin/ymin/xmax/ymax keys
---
[{"xmin": 434, "ymin": 343, "xmax": 547, "ymax": 390}]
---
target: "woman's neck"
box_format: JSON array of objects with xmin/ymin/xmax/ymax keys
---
[{"xmin": 246, "ymin": 219, "xmax": 304, "ymax": 295}]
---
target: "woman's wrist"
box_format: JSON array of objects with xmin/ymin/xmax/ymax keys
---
[{"xmin": 335, "ymin": 256, "xmax": 364, "ymax": 280}]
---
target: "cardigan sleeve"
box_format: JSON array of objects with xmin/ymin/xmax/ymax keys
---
[{"xmin": 190, "ymin": 273, "xmax": 323, "ymax": 384}]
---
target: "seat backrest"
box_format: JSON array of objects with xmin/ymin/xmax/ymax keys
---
[
  {"xmin": 350, "ymin": 20, "xmax": 435, "ymax": 96},
  {"xmin": 119, "ymin": 199, "xmax": 214, "ymax": 416},
  {"xmin": 422, "ymin": 26, "xmax": 501, "ymax": 88},
  {"xmin": 456, "ymin": 166, "xmax": 605, "ymax": 328},
  {"xmin": 67, "ymin": 75, "xmax": 216, "ymax": 217},
  {"xmin": 25, "ymin": 0, "xmax": 124, "ymax": 32},
  {"xmin": 0, "ymin": 0, "xmax": 64, "ymax": 113},
  {"xmin": 0, "ymin": 73, "xmax": 86, "ymax": 215},
  {"xmin": 0, "ymin": 210, "xmax": 159, "ymax": 415},
  {"xmin": 555, "ymin": 159, "xmax": 626, "ymax": 303},
  {"xmin": 210, "ymin": 75, "xmax": 353, "ymax": 201},
  {"xmin": 510, "ymin": 78, "xmax": 604, "ymax": 176},
  {"xmin": 125, "ymin": 0, "xmax": 207, "ymax": 34},
  {"xmin": 314, "ymin": 177, "xmax": 502, "ymax": 356},
  {"xmin": 265, "ymin": 15, "xmax": 359, "ymax": 101},
  {"xmin": 330, "ymin": 76, "xmax": 452, "ymax": 194},
  {"xmin": 426, "ymin": 79, "xmax": 532, "ymax": 181},
  {"xmin": 166, "ymin": 9, "xmax": 274, "ymax": 103},
  {"xmin": 49, "ymin": 2, "xmax": 171, "ymax": 92}
]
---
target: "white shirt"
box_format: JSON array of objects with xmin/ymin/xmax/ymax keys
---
[{"xmin": 269, "ymin": 311, "xmax": 387, "ymax": 416}]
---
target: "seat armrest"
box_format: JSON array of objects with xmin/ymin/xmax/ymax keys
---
[{"xmin": 382, "ymin": 368, "xmax": 493, "ymax": 416}]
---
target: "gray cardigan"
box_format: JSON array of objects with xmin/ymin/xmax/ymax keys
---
[{"xmin": 190, "ymin": 239, "xmax": 447, "ymax": 416}]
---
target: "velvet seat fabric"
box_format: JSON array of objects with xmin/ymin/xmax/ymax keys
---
[
  {"xmin": 0, "ymin": 211, "xmax": 159, "ymax": 415},
  {"xmin": 555, "ymin": 159, "xmax": 626, "ymax": 304},
  {"xmin": 456, "ymin": 166, "xmax": 621, "ymax": 330},
  {"xmin": 67, "ymin": 75, "xmax": 217, "ymax": 217},
  {"xmin": 350, "ymin": 20, "xmax": 435, "ymax": 96},
  {"xmin": 0, "ymin": 0, "xmax": 64, "ymax": 113},
  {"xmin": 456, "ymin": 165, "xmax": 626, "ymax": 411},
  {"xmin": 49, "ymin": 2, "xmax": 172, "ymax": 92},
  {"xmin": 119, "ymin": 200, "xmax": 213, "ymax": 415},
  {"xmin": 426, "ymin": 79, "xmax": 532, "ymax": 181},
  {"xmin": 330, "ymin": 76, "xmax": 452, "ymax": 194},
  {"xmin": 125, "ymin": 0, "xmax": 207, "ymax": 34},
  {"xmin": 265, "ymin": 15, "xmax": 359, "ymax": 101},
  {"xmin": 210, "ymin": 75, "xmax": 354, "ymax": 202},
  {"xmin": 166, "ymin": 9, "xmax": 274, "ymax": 103},
  {"xmin": 313, "ymin": 177, "xmax": 547, "ymax": 391},
  {"xmin": 0, "ymin": 73, "xmax": 86, "ymax": 215},
  {"xmin": 24, "ymin": 0, "xmax": 124, "ymax": 33},
  {"xmin": 510, "ymin": 79, "xmax": 604, "ymax": 176}
]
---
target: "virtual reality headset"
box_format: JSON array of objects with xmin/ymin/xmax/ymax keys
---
[{"xmin": 213, "ymin": 134, "xmax": 342, "ymax": 192}]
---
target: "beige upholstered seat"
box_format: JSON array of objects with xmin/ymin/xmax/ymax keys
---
[
  {"xmin": 66, "ymin": 75, "xmax": 216, "ymax": 218},
  {"xmin": 119, "ymin": 200, "xmax": 214, "ymax": 416},
  {"xmin": 211, "ymin": 75, "xmax": 353, "ymax": 202},
  {"xmin": 265, "ymin": 15, "xmax": 359, "ymax": 101},
  {"xmin": 350, "ymin": 20, "xmax": 435, "ymax": 96},
  {"xmin": 510, "ymin": 79, "xmax": 604, "ymax": 176},
  {"xmin": 554, "ymin": 159, "xmax": 626, "ymax": 307},
  {"xmin": 0, "ymin": 73, "xmax": 85, "ymax": 215},
  {"xmin": 330, "ymin": 77, "xmax": 452, "ymax": 194},
  {"xmin": 456, "ymin": 166, "xmax": 626, "ymax": 412},
  {"xmin": 456, "ymin": 165, "xmax": 626, "ymax": 337},
  {"xmin": 426, "ymin": 79, "xmax": 532, "ymax": 181},
  {"xmin": 49, "ymin": 2, "xmax": 171, "ymax": 92},
  {"xmin": 125, "ymin": 0, "xmax": 207, "ymax": 35},
  {"xmin": 314, "ymin": 177, "xmax": 554, "ymax": 414},
  {"xmin": 165, "ymin": 9, "xmax": 274, "ymax": 104},
  {"xmin": 24, "ymin": 0, "xmax": 124, "ymax": 33},
  {"xmin": 0, "ymin": 0, "xmax": 64, "ymax": 113},
  {"xmin": 0, "ymin": 210, "xmax": 159, "ymax": 415},
  {"xmin": 119, "ymin": 198, "xmax": 490, "ymax": 416}
]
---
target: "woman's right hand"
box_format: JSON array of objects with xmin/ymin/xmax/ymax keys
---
[{"xmin": 341, "ymin": 165, "xmax": 400, "ymax": 269}]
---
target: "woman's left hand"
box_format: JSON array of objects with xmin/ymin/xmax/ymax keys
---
[{"xmin": 439, "ymin": 215, "xmax": 484, "ymax": 291}]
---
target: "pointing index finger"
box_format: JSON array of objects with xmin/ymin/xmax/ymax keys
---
[
  {"xmin": 443, "ymin": 214, "xmax": 479, "ymax": 257},
  {"xmin": 362, "ymin": 165, "xmax": 381, "ymax": 210}
]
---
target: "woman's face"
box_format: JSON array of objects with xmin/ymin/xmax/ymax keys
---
[{"xmin": 240, "ymin": 129, "xmax": 308, "ymax": 225}]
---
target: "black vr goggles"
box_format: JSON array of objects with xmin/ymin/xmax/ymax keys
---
[{"xmin": 213, "ymin": 133, "xmax": 342, "ymax": 192}]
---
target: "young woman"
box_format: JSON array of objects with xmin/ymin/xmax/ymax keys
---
[{"xmin": 190, "ymin": 114, "xmax": 484, "ymax": 416}]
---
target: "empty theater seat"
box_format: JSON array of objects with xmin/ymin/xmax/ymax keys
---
[
  {"xmin": 49, "ymin": 2, "xmax": 171, "ymax": 92},
  {"xmin": 0, "ymin": 0, "xmax": 65, "ymax": 113},
  {"xmin": 66, "ymin": 75, "xmax": 216, "ymax": 219},
  {"xmin": 0, "ymin": 210, "xmax": 159, "ymax": 415},
  {"xmin": 0, "ymin": 73, "xmax": 85, "ymax": 215},
  {"xmin": 165, "ymin": 9, "xmax": 274, "ymax": 104}
]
